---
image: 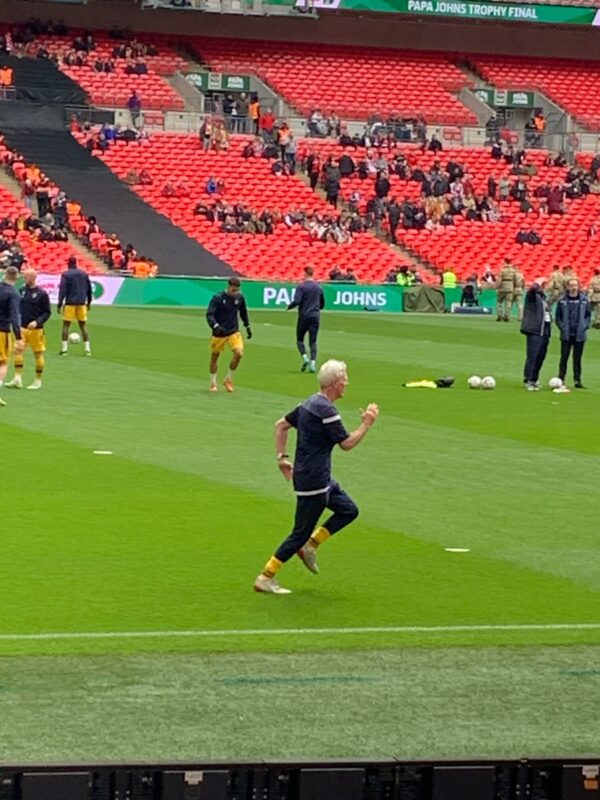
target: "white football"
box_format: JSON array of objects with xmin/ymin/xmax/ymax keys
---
[
  {"xmin": 468, "ymin": 375, "xmax": 482, "ymax": 389},
  {"xmin": 481, "ymin": 376, "xmax": 496, "ymax": 390},
  {"xmin": 68, "ymin": 332, "xmax": 81, "ymax": 344},
  {"xmin": 548, "ymin": 377, "xmax": 563, "ymax": 390}
]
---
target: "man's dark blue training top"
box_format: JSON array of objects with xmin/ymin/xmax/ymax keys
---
[
  {"xmin": 284, "ymin": 393, "xmax": 349, "ymax": 495},
  {"xmin": 206, "ymin": 290, "xmax": 250, "ymax": 336},
  {"xmin": 0, "ymin": 281, "xmax": 21, "ymax": 337},
  {"xmin": 58, "ymin": 267, "xmax": 93, "ymax": 307},
  {"xmin": 20, "ymin": 285, "xmax": 51, "ymax": 328},
  {"xmin": 288, "ymin": 279, "xmax": 325, "ymax": 318}
]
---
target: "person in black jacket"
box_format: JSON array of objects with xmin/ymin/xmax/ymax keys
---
[
  {"xmin": 58, "ymin": 256, "xmax": 93, "ymax": 355},
  {"xmin": 206, "ymin": 277, "xmax": 251, "ymax": 393},
  {"xmin": 0, "ymin": 266, "xmax": 23, "ymax": 406},
  {"xmin": 555, "ymin": 277, "xmax": 591, "ymax": 388},
  {"xmin": 520, "ymin": 279, "xmax": 551, "ymax": 390},
  {"xmin": 5, "ymin": 268, "xmax": 50, "ymax": 391},
  {"xmin": 288, "ymin": 265, "xmax": 325, "ymax": 374}
]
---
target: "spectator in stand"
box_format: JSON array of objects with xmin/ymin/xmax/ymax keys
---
[
  {"xmin": 223, "ymin": 93, "xmax": 236, "ymax": 129},
  {"xmin": 127, "ymin": 91, "xmax": 142, "ymax": 128},
  {"xmin": 53, "ymin": 191, "xmax": 68, "ymax": 229},
  {"xmin": 105, "ymin": 233, "xmax": 122, "ymax": 268},
  {"xmin": 21, "ymin": 178, "xmax": 35, "ymax": 211},
  {"xmin": 249, "ymin": 95, "xmax": 260, "ymax": 136},
  {"xmin": 308, "ymin": 109, "xmax": 327, "ymax": 138},
  {"xmin": 306, "ymin": 150, "xmax": 321, "ymax": 191},
  {"xmin": 212, "ymin": 121, "xmax": 230, "ymax": 153},
  {"xmin": 388, "ymin": 198, "xmax": 401, "ymax": 244},
  {"xmin": 236, "ymin": 92, "xmax": 249, "ymax": 134},
  {"xmin": 199, "ymin": 116, "xmax": 213, "ymax": 153},
  {"xmin": 428, "ymin": 133, "xmax": 443, "ymax": 153},
  {"xmin": 284, "ymin": 133, "xmax": 297, "ymax": 174},
  {"xmin": 328, "ymin": 112, "xmax": 341, "ymax": 138},
  {"xmin": 95, "ymin": 57, "xmax": 115, "ymax": 74},
  {"xmin": 205, "ymin": 176, "xmax": 220, "ymax": 196},
  {"xmin": 259, "ymin": 108, "xmax": 276, "ymax": 143},
  {"xmin": 338, "ymin": 151, "xmax": 355, "ymax": 178},
  {"xmin": 35, "ymin": 174, "xmax": 51, "ymax": 217},
  {"xmin": 375, "ymin": 170, "xmax": 391, "ymax": 200},
  {"xmin": 324, "ymin": 160, "xmax": 341, "ymax": 209},
  {"xmin": 277, "ymin": 121, "xmax": 291, "ymax": 163},
  {"xmin": 547, "ymin": 184, "xmax": 565, "ymax": 215},
  {"xmin": 0, "ymin": 64, "xmax": 13, "ymax": 94}
]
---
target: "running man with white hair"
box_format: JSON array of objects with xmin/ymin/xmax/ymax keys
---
[{"xmin": 254, "ymin": 359, "xmax": 379, "ymax": 594}]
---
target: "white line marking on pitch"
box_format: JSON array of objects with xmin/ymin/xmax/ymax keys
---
[
  {"xmin": 0, "ymin": 623, "xmax": 599, "ymax": 642},
  {"xmin": 93, "ymin": 450, "xmax": 113, "ymax": 455},
  {"xmin": 445, "ymin": 548, "xmax": 471, "ymax": 553}
]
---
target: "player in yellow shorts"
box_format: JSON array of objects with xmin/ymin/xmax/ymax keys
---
[
  {"xmin": 5, "ymin": 269, "xmax": 51, "ymax": 391},
  {"xmin": 62, "ymin": 304, "xmax": 88, "ymax": 323},
  {"xmin": 58, "ymin": 256, "xmax": 92, "ymax": 355},
  {"xmin": 206, "ymin": 277, "xmax": 252, "ymax": 393},
  {"xmin": 0, "ymin": 266, "xmax": 24, "ymax": 406}
]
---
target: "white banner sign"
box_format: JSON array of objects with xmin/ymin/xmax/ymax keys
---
[{"xmin": 36, "ymin": 273, "xmax": 124, "ymax": 306}]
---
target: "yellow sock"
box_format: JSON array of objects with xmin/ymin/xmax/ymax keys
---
[
  {"xmin": 34, "ymin": 354, "xmax": 45, "ymax": 377},
  {"xmin": 262, "ymin": 556, "xmax": 283, "ymax": 578},
  {"xmin": 309, "ymin": 526, "xmax": 331, "ymax": 548},
  {"xmin": 14, "ymin": 355, "xmax": 24, "ymax": 376}
]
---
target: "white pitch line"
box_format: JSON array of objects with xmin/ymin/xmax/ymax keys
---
[{"xmin": 0, "ymin": 623, "xmax": 600, "ymax": 642}]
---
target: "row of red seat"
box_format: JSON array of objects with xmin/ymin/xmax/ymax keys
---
[
  {"xmin": 90, "ymin": 133, "xmax": 600, "ymax": 284},
  {"xmin": 191, "ymin": 38, "xmax": 477, "ymax": 125},
  {"xmin": 0, "ymin": 182, "xmax": 100, "ymax": 276},
  {"xmin": 94, "ymin": 133, "xmax": 413, "ymax": 283}
]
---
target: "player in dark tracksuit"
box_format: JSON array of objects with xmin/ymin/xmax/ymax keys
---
[
  {"xmin": 206, "ymin": 276, "xmax": 252, "ymax": 393},
  {"xmin": 5, "ymin": 268, "xmax": 51, "ymax": 390},
  {"xmin": 0, "ymin": 266, "xmax": 23, "ymax": 406},
  {"xmin": 288, "ymin": 266, "xmax": 324, "ymax": 374},
  {"xmin": 58, "ymin": 257, "xmax": 93, "ymax": 355},
  {"xmin": 254, "ymin": 358, "xmax": 379, "ymax": 595}
]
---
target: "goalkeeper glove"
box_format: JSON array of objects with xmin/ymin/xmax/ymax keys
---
[
  {"xmin": 245, "ymin": 325, "xmax": 253, "ymax": 340},
  {"xmin": 213, "ymin": 324, "xmax": 226, "ymax": 336}
]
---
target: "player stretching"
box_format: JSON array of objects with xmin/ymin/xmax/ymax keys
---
[
  {"xmin": 5, "ymin": 269, "xmax": 51, "ymax": 390},
  {"xmin": 254, "ymin": 359, "xmax": 379, "ymax": 594},
  {"xmin": 206, "ymin": 277, "xmax": 252, "ymax": 393},
  {"xmin": 288, "ymin": 265, "xmax": 324, "ymax": 373},
  {"xmin": 58, "ymin": 257, "xmax": 92, "ymax": 356},
  {"xmin": 0, "ymin": 267, "xmax": 24, "ymax": 406}
]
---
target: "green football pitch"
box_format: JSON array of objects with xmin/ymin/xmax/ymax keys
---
[{"xmin": 1, "ymin": 306, "xmax": 600, "ymax": 763}]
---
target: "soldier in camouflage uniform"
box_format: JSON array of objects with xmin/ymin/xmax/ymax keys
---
[
  {"xmin": 588, "ymin": 268, "xmax": 600, "ymax": 329},
  {"xmin": 546, "ymin": 265, "xmax": 565, "ymax": 307},
  {"xmin": 496, "ymin": 258, "xmax": 516, "ymax": 321},
  {"xmin": 513, "ymin": 267, "xmax": 525, "ymax": 321}
]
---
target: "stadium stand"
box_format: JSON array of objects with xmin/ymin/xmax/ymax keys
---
[
  {"xmin": 470, "ymin": 54, "xmax": 600, "ymax": 131},
  {"xmin": 303, "ymin": 140, "xmax": 600, "ymax": 284},
  {"xmin": 89, "ymin": 131, "xmax": 412, "ymax": 283},
  {"xmin": 192, "ymin": 38, "xmax": 478, "ymax": 125},
  {"xmin": 0, "ymin": 178, "xmax": 99, "ymax": 275},
  {"xmin": 0, "ymin": 27, "xmax": 185, "ymax": 111}
]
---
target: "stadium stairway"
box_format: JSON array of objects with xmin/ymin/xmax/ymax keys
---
[{"xmin": 0, "ymin": 107, "xmax": 235, "ymax": 277}]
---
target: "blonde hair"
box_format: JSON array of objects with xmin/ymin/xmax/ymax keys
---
[{"xmin": 318, "ymin": 359, "xmax": 347, "ymax": 388}]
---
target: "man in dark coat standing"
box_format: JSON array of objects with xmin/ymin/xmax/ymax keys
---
[
  {"xmin": 555, "ymin": 277, "xmax": 591, "ymax": 388},
  {"xmin": 520, "ymin": 278, "xmax": 551, "ymax": 391}
]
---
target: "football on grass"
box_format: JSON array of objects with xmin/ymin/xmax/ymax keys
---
[
  {"xmin": 68, "ymin": 332, "xmax": 81, "ymax": 344},
  {"xmin": 481, "ymin": 376, "xmax": 496, "ymax": 390},
  {"xmin": 468, "ymin": 376, "xmax": 482, "ymax": 389}
]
